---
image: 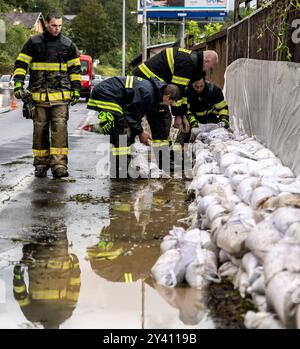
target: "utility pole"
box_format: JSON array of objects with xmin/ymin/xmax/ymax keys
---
[
  {"xmin": 142, "ymin": 0, "xmax": 148, "ymax": 61},
  {"xmin": 122, "ymin": 0, "xmax": 126, "ymax": 76}
]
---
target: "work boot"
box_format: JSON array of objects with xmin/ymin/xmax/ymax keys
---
[
  {"xmin": 34, "ymin": 167, "xmax": 47, "ymax": 177},
  {"xmin": 52, "ymin": 167, "xmax": 69, "ymax": 179}
]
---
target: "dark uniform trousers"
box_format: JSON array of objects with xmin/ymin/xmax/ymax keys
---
[{"xmin": 33, "ymin": 105, "xmax": 69, "ymax": 172}]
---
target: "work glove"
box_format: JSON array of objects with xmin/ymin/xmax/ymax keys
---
[
  {"xmin": 14, "ymin": 81, "xmax": 24, "ymax": 99},
  {"xmin": 189, "ymin": 115, "xmax": 199, "ymax": 129},
  {"xmin": 98, "ymin": 111, "xmax": 115, "ymax": 135},
  {"xmin": 70, "ymin": 90, "xmax": 80, "ymax": 106},
  {"xmin": 220, "ymin": 117, "xmax": 230, "ymax": 129}
]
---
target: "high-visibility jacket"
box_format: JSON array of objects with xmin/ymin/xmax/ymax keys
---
[
  {"xmin": 87, "ymin": 76, "xmax": 168, "ymax": 135},
  {"xmin": 173, "ymin": 81, "xmax": 230, "ymax": 127},
  {"xmin": 13, "ymin": 31, "xmax": 81, "ymax": 106},
  {"xmin": 133, "ymin": 48, "xmax": 205, "ymax": 91}
]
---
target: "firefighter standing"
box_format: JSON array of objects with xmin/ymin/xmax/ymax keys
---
[
  {"xmin": 174, "ymin": 77, "xmax": 230, "ymax": 143},
  {"xmin": 13, "ymin": 12, "xmax": 81, "ymax": 178},
  {"xmin": 87, "ymin": 76, "xmax": 180, "ymax": 177},
  {"xmin": 133, "ymin": 48, "xmax": 218, "ymax": 168}
]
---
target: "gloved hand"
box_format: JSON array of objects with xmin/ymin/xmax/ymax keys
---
[
  {"xmin": 98, "ymin": 111, "xmax": 115, "ymax": 135},
  {"xmin": 189, "ymin": 115, "xmax": 199, "ymax": 129},
  {"xmin": 220, "ymin": 118, "xmax": 230, "ymax": 129},
  {"xmin": 14, "ymin": 81, "xmax": 24, "ymax": 99},
  {"xmin": 70, "ymin": 90, "xmax": 80, "ymax": 106}
]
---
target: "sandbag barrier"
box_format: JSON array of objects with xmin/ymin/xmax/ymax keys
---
[{"xmin": 151, "ymin": 124, "xmax": 300, "ymax": 329}]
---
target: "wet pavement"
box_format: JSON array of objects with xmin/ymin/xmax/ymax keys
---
[{"xmin": 0, "ymin": 103, "xmax": 250, "ymax": 329}]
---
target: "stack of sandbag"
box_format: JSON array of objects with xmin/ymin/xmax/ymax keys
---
[
  {"xmin": 151, "ymin": 226, "xmax": 220, "ymax": 289},
  {"xmin": 185, "ymin": 124, "xmax": 300, "ymax": 329}
]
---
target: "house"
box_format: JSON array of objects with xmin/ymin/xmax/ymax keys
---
[{"xmin": 2, "ymin": 12, "xmax": 45, "ymax": 33}]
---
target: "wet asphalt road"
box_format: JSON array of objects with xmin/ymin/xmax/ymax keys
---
[{"xmin": 0, "ymin": 102, "xmax": 219, "ymax": 329}]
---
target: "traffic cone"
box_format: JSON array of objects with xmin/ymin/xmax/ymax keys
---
[{"xmin": 10, "ymin": 96, "xmax": 17, "ymax": 111}]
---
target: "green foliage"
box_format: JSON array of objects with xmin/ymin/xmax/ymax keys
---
[
  {"xmin": 186, "ymin": 21, "xmax": 201, "ymax": 39},
  {"xmin": 0, "ymin": 24, "xmax": 30, "ymax": 74},
  {"xmin": 204, "ymin": 22, "xmax": 223, "ymax": 38},
  {"xmin": 256, "ymin": 0, "xmax": 300, "ymax": 61},
  {"xmin": 71, "ymin": 0, "xmax": 116, "ymax": 59}
]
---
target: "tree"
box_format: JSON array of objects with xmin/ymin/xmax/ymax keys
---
[
  {"xmin": 0, "ymin": 24, "xmax": 30, "ymax": 74},
  {"xmin": 71, "ymin": 0, "xmax": 116, "ymax": 59}
]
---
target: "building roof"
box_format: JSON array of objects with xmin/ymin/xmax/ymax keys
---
[{"xmin": 2, "ymin": 12, "xmax": 45, "ymax": 30}]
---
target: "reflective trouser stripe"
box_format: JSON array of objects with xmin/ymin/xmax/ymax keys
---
[
  {"xmin": 33, "ymin": 149, "xmax": 50, "ymax": 157},
  {"xmin": 88, "ymin": 99, "xmax": 123, "ymax": 115},
  {"xmin": 69, "ymin": 277, "xmax": 81, "ymax": 286},
  {"xmin": 151, "ymin": 140, "xmax": 170, "ymax": 148},
  {"xmin": 111, "ymin": 146, "xmax": 131, "ymax": 156},
  {"xmin": 124, "ymin": 273, "xmax": 133, "ymax": 283},
  {"xmin": 17, "ymin": 297, "xmax": 31, "ymax": 307},
  {"xmin": 13, "ymin": 285, "xmax": 26, "ymax": 293},
  {"xmin": 137, "ymin": 64, "xmax": 164, "ymax": 82},
  {"xmin": 50, "ymin": 147, "xmax": 68, "ymax": 155},
  {"xmin": 166, "ymin": 48, "xmax": 174, "ymax": 75},
  {"xmin": 125, "ymin": 76, "xmax": 134, "ymax": 89},
  {"xmin": 31, "ymin": 289, "xmax": 67, "ymax": 300}
]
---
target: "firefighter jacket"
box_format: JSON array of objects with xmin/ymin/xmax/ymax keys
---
[
  {"xmin": 87, "ymin": 76, "xmax": 168, "ymax": 136},
  {"xmin": 133, "ymin": 48, "xmax": 205, "ymax": 91},
  {"xmin": 172, "ymin": 81, "xmax": 229, "ymax": 127},
  {"xmin": 13, "ymin": 30, "xmax": 81, "ymax": 107}
]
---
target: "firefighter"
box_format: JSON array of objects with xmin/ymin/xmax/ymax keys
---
[
  {"xmin": 13, "ymin": 221, "xmax": 81, "ymax": 329},
  {"xmin": 174, "ymin": 77, "xmax": 230, "ymax": 143},
  {"xmin": 13, "ymin": 12, "xmax": 81, "ymax": 179},
  {"xmin": 87, "ymin": 76, "xmax": 180, "ymax": 178},
  {"xmin": 133, "ymin": 48, "xmax": 218, "ymax": 168}
]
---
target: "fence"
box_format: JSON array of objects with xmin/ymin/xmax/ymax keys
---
[{"xmin": 191, "ymin": 0, "xmax": 300, "ymax": 88}]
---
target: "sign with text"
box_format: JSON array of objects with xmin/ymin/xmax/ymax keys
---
[{"xmin": 138, "ymin": 0, "xmax": 227, "ymax": 11}]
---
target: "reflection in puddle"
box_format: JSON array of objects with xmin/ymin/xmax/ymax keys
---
[
  {"xmin": 13, "ymin": 220, "xmax": 81, "ymax": 329},
  {"xmin": 0, "ymin": 178, "xmax": 220, "ymax": 329}
]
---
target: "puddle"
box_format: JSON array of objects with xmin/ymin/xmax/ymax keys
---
[{"xmin": 0, "ymin": 172, "xmax": 250, "ymax": 329}]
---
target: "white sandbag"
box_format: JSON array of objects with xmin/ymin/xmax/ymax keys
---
[
  {"xmin": 254, "ymin": 147, "xmax": 276, "ymax": 159},
  {"xmin": 286, "ymin": 222, "xmax": 300, "ymax": 243},
  {"xmin": 251, "ymin": 295, "xmax": 268, "ymax": 313},
  {"xmin": 195, "ymin": 162, "xmax": 220, "ymax": 176},
  {"xmin": 266, "ymin": 271, "xmax": 300, "ymax": 328},
  {"xmin": 258, "ymin": 166, "xmax": 294, "ymax": 178},
  {"xmin": 244, "ymin": 311, "xmax": 284, "ymax": 329},
  {"xmin": 216, "ymin": 221, "xmax": 249, "ymax": 257},
  {"xmin": 271, "ymin": 207, "xmax": 300, "ymax": 233},
  {"xmin": 241, "ymin": 253, "xmax": 260, "ymax": 284},
  {"xmin": 197, "ymin": 195, "xmax": 221, "ymax": 216},
  {"xmin": 151, "ymin": 249, "xmax": 185, "ymax": 288},
  {"xmin": 245, "ymin": 220, "xmax": 282, "ymax": 263},
  {"xmin": 238, "ymin": 271, "xmax": 250, "ymax": 298},
  {"xmin": 250, "ymin": 186, "xmax": 279, "ymax": 209},
  {"xmin": 237, "ymin": 177, "xmax": 261, "ymax": 205},
  {"xmin": 230, "ymin": 174, "xmax": 249, "ymax": 190},
  {"xmin": 219, "ymin": 152, "xmax": 239, "ymax": 171},
  {"xmin": 188, "ymin": 174, "xmax": 214, "ymax": 193},
  {"xmin": 264, "ymin": 243, "xmax": 300, "ymax": 284},
  {"xmin": 218, "ymin": 261, "xmax": 239, "ymax": 281},
  {"xmin": 185, "ymin": 248, "xmax": 219, "ymax": 289},
  {"xmin": 184, "ymin": 228, "xmax": 216, "ymax": 253},
  {"xmin": 206, "ymin": 203, "xmax": 229, "ymax": 224},
  {"xmin": 247, "ymin": 274, "xmax": 265, "ymax": 295},
  {"xmin": 261, "ymin": 193, "xmax": 300, "ymax": 210}
]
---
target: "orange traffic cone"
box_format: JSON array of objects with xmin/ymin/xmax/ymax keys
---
[{"xmin": 11, "ymin": 96, "xmax": 17, "ymax": 110}]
